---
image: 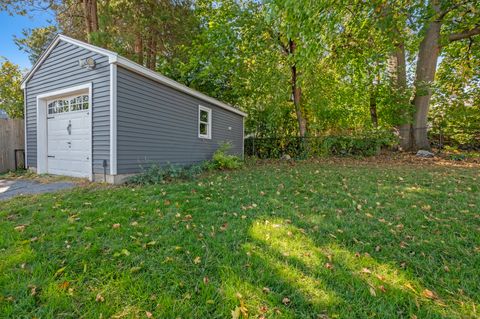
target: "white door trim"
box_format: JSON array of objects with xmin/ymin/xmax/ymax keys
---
[{"xmin": 36, "ymin": 83, "xmax": 93, "ymax": 181}]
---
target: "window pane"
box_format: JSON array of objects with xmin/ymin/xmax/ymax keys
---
[
  {"xmin": 48, "ymin": 101, "xmax": 56, "ymax": 114},
  {"xmin": 200, "ymin": 123, "xmax": 208, "ymax": 135},
  {"xmin": 200, "ymin": 110, "xmax": 209, "ymax": 122},
  {"xmin": 82, "ymin": 102, "xmax": 89, "ymax": 110},
  {"xmin": 60, "ymin": 100, "xmax": 69, "ymax": 112}
]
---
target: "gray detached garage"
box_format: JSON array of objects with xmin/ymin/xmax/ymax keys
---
[{"xmin": 21, "ymin": 35, "xmax": 246, "ymax": 183}]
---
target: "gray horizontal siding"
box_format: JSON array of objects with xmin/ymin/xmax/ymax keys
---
[
  {"xmin": 25, "ymin": 40, "xmax": 110, "ymax": 174},
  {"xmin": 116, "ymin": 66, "xmax": 243, "ymax": 174}
]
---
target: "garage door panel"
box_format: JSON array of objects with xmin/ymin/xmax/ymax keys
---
[{"xmin": 47, "ymin": 100, "xmax": 90, "ymax": 178}]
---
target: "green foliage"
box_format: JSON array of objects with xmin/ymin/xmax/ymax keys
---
[
  {"xmin": 13, "ymin": 26, "xmax": 57, "ymax": 64},
  {"xmin": 128, "ymin": 143, "xmax": 242, "ymax": 184},
  {"xmin": 5, "ymin": 0, "xmax": 480, "ymax": 146},
  {"xmin": 431, "ymin": 36, "xmax": 480, "ymax": 148},
  {"xmin": 126, "ymin": 162, "xmax": 206, "ymax": 185},
  {"xmin": 210, "ymin": 142, "xmax": 243, "ymax": 170},
  {"xmin": 245, "ymin": 131, "xmax": 397, "ymax": 159},
  {"xmin": 0, "ymin": 59, "xmax": 24, "ymax": 118}
]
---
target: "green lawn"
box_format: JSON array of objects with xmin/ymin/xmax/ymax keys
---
[{"xmin": 1, "ymin": 161, "xmax": 479, "ymax": 318}]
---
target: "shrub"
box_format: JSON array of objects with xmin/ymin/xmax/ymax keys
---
[
  {"xmin": 211, "ymin": 142, "xmax": 243, "ymax": 169},
  {"xmin": 244, "ymin": 130, "xmax": 397, "ymax": 159},
  {"xmin": 127, "ymin": 162, "xmax": 206, "ymax": 185},
  {"xmin": 127, "ymin": 143, "xmax": 243, "ymax": 185}
]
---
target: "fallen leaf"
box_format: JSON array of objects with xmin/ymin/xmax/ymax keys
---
[
  {"xmin": 95, "ymin": 293, "xmax": 105, "ymax": 302},
  {"xmin": 14, "ymin": 225, "xmax": 26, "ymax": 232},
  {"xmin": 145, "ymin": 311, "xmax": 153, "ymax": 318},
  {"xmin": 28, "ymin": 285, "xmax": 37, "ymax": 296},
  {"xmin": 376, "ymin": 274, "xmax": 386, "ymax": 281},
  {"xmin": 203, "ymin": 276, "xmax": 209, "ymax": 284},
  {"xmin": 378, "ymin": 285, "xmax": 387, "ymax": 293},
  {"xmin": 369, "ymin": 286, "xmax": 377, "ymax": 297},
  {"xmin": 58, "ymin": 281, "xmax": 70, "ymax": 290},
  {"xmin": 193, "ymin": 256, "xmax": 201, "ymax": 264},
  {"xmin": 282, "ymin": 297, "xmax": 291, "ymax": 305},
  {"xmin": 361, "ymin": 268, "xmax": 371, "ymax": 274},
  {"xmin": 324, "ymin": 262, "xmax": 334, "ymax": 270},
  {"xmin": 262, "ymin": 287, "xmax": 271, "ymax": 294},
  {"xmin": 112, "ymin": 223, "xmax": 121, "ymax": 229},
  {"xmin": 422, "ymin": 289, "xmax": 437, "ymax": 300}
]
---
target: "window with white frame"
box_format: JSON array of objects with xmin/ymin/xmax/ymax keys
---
[
  {"xmin": 48, "ymin": 94, "xmax": 89, "ymax": 115},
  {"xmin": 198, "ymin": 105, "xmax": 212, "ymax": 139}
]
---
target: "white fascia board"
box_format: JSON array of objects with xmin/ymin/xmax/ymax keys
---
[
  {"xmin": 20, "ymin": 34, "xmax": 118, "ymax": 89},
  {"xmin": 59, "ymin": 35, "xmax": 118, "ymax": 60},
  {"xmin": 114, "ymin": 56, "xmax": 247, "ymax": 117}
]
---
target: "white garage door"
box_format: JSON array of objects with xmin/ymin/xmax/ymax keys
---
[{"xmin": 47, "ymin": 94, "xmax": 90, "ymax": 178}]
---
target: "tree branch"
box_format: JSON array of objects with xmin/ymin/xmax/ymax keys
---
[
  {"xmin": 436, "ymin": 0, "xmax": 469, "ymax": 22},
  {"xmin": 448, "ymin": 25, "xmax": 480, "ymax": 42}
]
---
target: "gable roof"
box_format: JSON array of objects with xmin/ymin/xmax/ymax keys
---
[{"xmin": 21, "ymin": 34, "xmax": 247, "ymax": 117}]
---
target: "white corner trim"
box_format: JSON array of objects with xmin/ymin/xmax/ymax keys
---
[
  {"xmin": 114, "ymin": 56, "xmax": 247, "ymax": 117},
  {"xmin": 110, "ymin": 64, "xmax": 117, "ymax": 175},
  {"xmin": 198, "ymin": 105, "xmax": 212, "ymax": 139},
  {"xmin": 21, "ymin": 34, "xmax": 118, "ymax": 89},
  {"xmin": 242, "ymin": 116, "xmax": 245, "ymax": 159},
  {"xmin": 24, "ymin": 88, "xmax": 28, "ymax": 167},
  {"xmin": 36, "ymin": 83, "xmax": 93, "ymax": 181},
  {"xmin": 88, "ymin": 83, "xmax": 93, "ymax": 181}
]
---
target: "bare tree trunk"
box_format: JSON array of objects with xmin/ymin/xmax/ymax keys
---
[
  {"xmin": 83, "ymin": 0, "xmax": 99, "ymax": 43},
  {"xmin": 91, "ymin": 0, "xmax": 98, "ymax": 32},
  {"xmin": 412, "ymin": 2, "xmax": 441, "ymax": 150},
  {"xmin": 369, "ymin": 85, "xmax": 378, "ymax": 128},
  {"xmin": 390, "ymin": 42, "xmax": 413, "ymax": 150},
  {"xmin": 148, "ymin": 35, "xmax": 157, "ymax": 70},
  {"xmin": 289, "ymin": 39, "xmax": 307, "ymax": 137},
  {"xmin": 134, "ymin": 36, "xmax": 143, "ymax": 65}
]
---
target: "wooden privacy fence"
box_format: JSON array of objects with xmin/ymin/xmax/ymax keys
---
[{"xmin": 0, "ymin": 119, "xmax": 25, "ymax": 173}]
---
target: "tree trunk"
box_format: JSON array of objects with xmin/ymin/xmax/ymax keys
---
[
  {"xmin": 83, "ymin": 0, "xmax": 99, "ymax": 43},
  {"xmin": 134, "ymin": 36, "xmax": 143, "ymax": 65},
  {"xmin": 148, "ymin": 36, "xmax": 157, "ymax": 70},
  {"xmin": 289, "ymin": 39, "xmax": 307, "ymax": 137},
  {"xmin": 389, "ymin": 42, "xmax": 412, "ymax": 150},
  {"xmin": 369, "ymin": 85, "xmax": 378, "ymax": 128},
  {"xmin": 411, "ymin": 1, "xmax": 441, "ymax": 150}
]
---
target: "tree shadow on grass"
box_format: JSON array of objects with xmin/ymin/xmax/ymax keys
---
[{"xmin": 232, "ymin": 217, "xmax": 476, "ymax": 318}]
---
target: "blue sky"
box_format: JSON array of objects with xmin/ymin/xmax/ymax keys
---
[{"xmin": 0, "ymin": 9, "xmax": 55, "ymax": 70}]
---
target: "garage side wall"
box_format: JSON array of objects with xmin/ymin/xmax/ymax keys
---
[
  {"xmin": 116, "ymin": 66, "xmax": 244, "ymax": 174},
  {"xmin": 25, "ymin": 41, "xmax": 110, "ymax": 174}
]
